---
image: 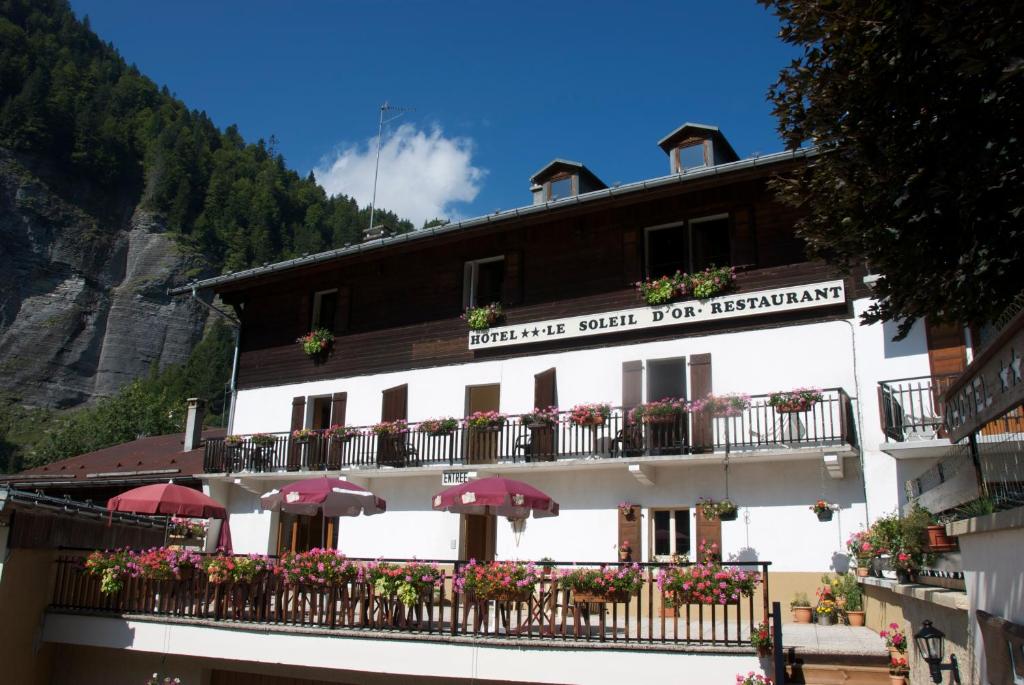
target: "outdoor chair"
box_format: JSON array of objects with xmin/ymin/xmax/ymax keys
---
[
  {"xmin": 377, "ymin": 436, "xmax": 419, "ymax": 468},
  {"xmin": 610, "ymin": 423, "xmax": 644, "ymax": 458}
]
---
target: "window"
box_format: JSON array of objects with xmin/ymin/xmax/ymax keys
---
[
  {"xmin": 644, "ymin": 214, "xmax": 730, "ymax": 279},
  {"xmin": 651, "ymin": 508, "xmax": 691, "ymax": 560},
  {"xmin": 308, "ymin": 396, "xmax": 333, "ymax": 430},
  {"xmin": 676, "ymin": 142, "xmax": 708, "ymax": 172},
  {"xmin": 547, "ymin": 175, "xmax": 574, "ymax": 200},
  {"xmin": 311, "ymin": 289, "xmax": 338, "ymax": 330},
  {"xmin": 463, "ymin": 256, "xmax": 505, "ymax": 308}
]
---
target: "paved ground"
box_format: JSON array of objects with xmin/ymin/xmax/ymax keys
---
[{"xmin": 781, "ymin": 623, "xmax": 888, "ymax": 655}]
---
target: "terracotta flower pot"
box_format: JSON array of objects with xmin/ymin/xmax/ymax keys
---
[
  {"xmin": 856, "ymin": 566, "xmax": 870, "ymax": 577},
  {"xmin": 793, "ymin": 606, "xmax": 813, "ymax": 623},
  {"xmin": 889, "ymin": 676, "xmax": 906, "ymax": 685},
  {"xmin": 757, "ymin": 645, "xmax": 771, "ymax": 657},
  {"xmin": 926, "ymin": 524, "xmax": 958, "ymax": 552},
  {"xmin": 846, "ymin": 610, "xmax": 866, "ymax": 627}
]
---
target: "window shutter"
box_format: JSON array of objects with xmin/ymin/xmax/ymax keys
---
[
  {"xmin": 695, "ymin": 507, "xmax": 722, "ymax": 556},
  {"xmin": 689, "ymin": 354, "xmax": 712, "ymax": 453},
  {"xmin": 729, "ymin": 208, "xmax": 758, "ymax": 269},
  {"xmin": 334, "ymin": 286, "xmax": 351, "ymax": 334},
  {"xmin": 623, "ymin": 230, "xmax": 640, "ymax": 283},
  {"xmin": 288, "ymin": 396, "xmax": 306, "ymax": 470},
  {"xmin": 617, "ymin": 505, "xmax": 642, "ymax": 562},
  {"xmin": 533, "ymin": 368, "xmax": 557, "ymax": 409},
  {"xmin": 381, "ymin": 384, "xmax": 408, "ymax": 421},
  {"xmin": 330, "ymin": 392, "xmax": 348, "ymax": 426},
  {"xmin": 622, "ymin": 360, "xmax": 643, "ymax": 410},
  {"xmin": 502, "ymin": 251, "xmax": 523, "ymax": 305}
]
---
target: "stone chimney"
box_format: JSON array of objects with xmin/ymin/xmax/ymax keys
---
[{"xmin": 184, "ymin": 398, "xmax": 206, "ymax": 452}]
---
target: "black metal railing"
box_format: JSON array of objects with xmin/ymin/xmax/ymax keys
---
[
  {"xmin": 878, "ymin": 374, "xmax": 959, "ymax": 442},
  {"xmin": 51, "ymin": 554, "xmax": 772, "ymax": 649},
  {"xmin": 205, "ymin": 392, "xmax": 854, "ymax": 474}
]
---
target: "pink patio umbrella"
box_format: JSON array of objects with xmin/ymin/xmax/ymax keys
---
[
  {"xmin": 431, "ymin": 476, "xmax": 559, "ymax": 519},
  {"xmin": 260, "ymin": 477, "xmax": 386, "ymax": 517},
  {"xmin": 107, "ymin": 482, "xmax": 233, "ymax": 552}
]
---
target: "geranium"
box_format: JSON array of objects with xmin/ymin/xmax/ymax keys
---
[
  {"xmin": 688, "ymin": 265, "xmax": 736, "ymax": 299},
  {"xmin": 134, "ymin": 547, "xmax": 201, "ymax": 582},
  {"xmin": 364, "ymin": 560, "xmax": 444, "ymax": 607},
  {"xmin": 618, "ymin": 501, "xmax": 636, "ymax": 516},
  {"xmin": 291, "ymin": 427, "xmax": 318, "ymax": 441},
  {"xmin": 324, "ymin": 424, "xmax": 363, "ymax": 441},
  {"xmin": 168, "ymin": 516, "xmax": 207, "ymax": 538},
  {"xmin": 419, "ymin": 417, "xmax": 461, "ymax": 436},
  {"xmin": 250, "ymin": 433, "xmax": 277, "ymax": 447},
  {"xmin": 768, "ymin": 387, "xmax": 823, "ymax": 412},
  {"xmin": 568, "ymin": 403, "xmax": 611, "ymax": 427},
  {"xmin": 296, "ymin": 328, "xmax": 334, "ymax": 356},
  {"xmin": 698, "ymin": 497, "xmax": 738, "ymax": 520},
  {"xmin": 810, "ymin": 500, "xmax": 833, "ymax": 515},
  {"xmin": 635, "ymin": 272, "xmax": 686, "ymax": 305},
  {"xmin": 85, "ymin": 549, "xmax": 136, "ymax": 594},
  {"xmin": 278, "ymin": 549, "xmax": 356, "ymax": 587},
  {"xmin": 880, "ymin": 622, "xmax": 908, "ymax": 652},
  {"xmin": 889, "ymin": 657, "xmax": 910, "ymax": 676},
  {"xmin": 465, "ymin": 411, "xmax": 507, "ymax": 430},
  {"xmin": 521, "ymin": 406, "xmax": 560, "ymax": 427},
  {"xmin": 371, "ymin": 419, "xmax": 409, "ymax": 435},
  {"xmin": 462, "ymin": 303, "xmax": 503, "ymax": 330},
  {"xmin": 455, "ymin": 560, "xmax": 541, "ymax": 600},
  {"xmin": 750, "ymin": 621, "xmax": 773, "ymax": 651},
  {"xmin": 204, "ymin": 554, "xmax": 270, "ymax": 584},
  {"xmin": 657, "ymin": 557, "xmax": 762, "ymax": 606},
  {"xmin": 736, "ymin": 672, "xmax": 773, "ymax": 685},
  {"xmin": 688, "ymin": 393, "xmax": 751, "ymax": 417},
  {"xmin": 559, "ymin": 564, "xmax": 644, "ymax": 598},
  {"xmin": 846, "ymin": 530, "xmax": 876, "ymax": 563},
  {"xmin": 629, "ymin": 397, "xmax": 687, "ymax": 424}
]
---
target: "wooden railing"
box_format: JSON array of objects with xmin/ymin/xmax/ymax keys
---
[
  {"xmin": 50, "ymin": 556, "xmax": 771, "ymax": 649},
  {"xmin": 878, "ymin": 374, "xmax": 959, "ymax": 442},
  {"xmin": 205, "ymin": 391, "xmax": 855, "ymax": 474}
]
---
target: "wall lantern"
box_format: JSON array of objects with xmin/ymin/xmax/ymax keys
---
[{"xmin": 914, "ymin": 620, "xmax": 961, "ymax": 684}]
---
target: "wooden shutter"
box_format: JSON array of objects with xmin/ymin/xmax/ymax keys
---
[
  {"xmin": 330, "ymin": 392, "xmax": 348, "ymax": 426},
  {"xmin": 925, "ymin": 322, "xmax": 967, "ymax": 377},
  {"xmin": 288, "ymin": 396, "xmax": 306, "ymax": 470},
  {"xmin": 334, "ymin": 286, "xmax": 351, "ymax": 334},
  {"xmin": 695, "ymin": 507, "xmax": 722, "ymax": 557},
  {"xmin": 502, "ymin": 251, "xmax": 523, "ymax": 305},
  {"xmin": 689, "ymin": 354, "xmax": 712, "ymax": 453},
  {"xmin": 381, "ymin": 384, "xmax": 408, "ymax": 421},
  {"xmin": 617, "ymin": 506, "xmax": 642, "ymax": 563},
  {"xmin": 623, "ymin": 229, "xmax": 641, "ymax": 282},
  {"xmin": 622, "ymin": 361, "xmax": 643, "ymax": 410},
  {"xmin": 534, "ymin": 368, "xmax": 557, "ymax": 409},
  {"xmin": 729, "ymin": 208, "xmax": 758, "ymax": 269}
]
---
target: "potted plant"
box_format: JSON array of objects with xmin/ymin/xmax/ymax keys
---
[
  {"xmin": 736, "ymin": 673, "xmax": 773, "ymax": 685},
  {"xmin": 223, "ymin": 434, "xmax": 243, "ymax": 449},
  {"xmin": 750, "ymin": 620, "xmax": 773, "ymax": 657},
  {"xmin": 455, "ymin": 560, "xmax": 541, "ymax": 602},
  {"xmin": 296, "ymin": 328, "xmax": 334, "ymax": 358},
  {"xmin": 465, "ymin": 411, "xmax": 506, "ymax": 431},
  {"xmin": 324, "ymin": 424, "xmax": 362, "ymax": 442},
  {"xmin": 790, "ymin": 592, "xmax": 813, "ymax": 623},
  {"xmin": 816, "ymin": 599, "xmax": 837, "ymax": 625},
  {"xmin": 291, "ymin": 427, "xmax": 317, "ymax": 444},
  {"xmin": 371, "ymin": 419, "xmax": 409, "ymax": 436},
  {"xmin": 833, "ymin": 573, "xmax": 865, "ymax": 626},
  {"xmin": 868, "ymin": 513, "xmax": 900, "ymax": 578},
  {"xmin": 84, "ymin": 549, "xmax": 135, "ymax": 595},
  {"xmin": 888, "ymin": 656, "xmax": 910, "ymax": 685},
  {"xmin": 688, "ymin": 393, "xmax": 751, "ymax": 417},
  {"xmin": 686, "ymin": 264, "xmax": 736, "ymax": 299},
  {"xmin": 810, "ymin": 499, "xmax": 835, "ymax": 522},
  {"xmin": 462, "ymin": 302, "xmax": 503, "ymax": 330},
  {"xmin": 698, "ymin": 497, "xmax": 738, "ymax": 521},
  {"xmin": 568, "ymin": 402, "xmax": 611, "ymax": 427},
  {"xmin": 168, "ymin": 516, "xmax": 207, "ymax": 541},
  {"xmin": 847, "ymin": 530, "xmax": 875, "ymax": 577},
  {"xmin": 618, "ymin": 501, "xmax": 637, "ymax": 519},
  {"xmin": 635, "ymin": 272, "xmax": 686, "ymax": 305},
  {"xmin": 768, "ymin": 387, "xmax": 823, "ymax": 413},
  {"xmin": 618, "ymin": 540, "xmax": 632, "ymax": 562},
  {"xmin": 521, "ymin": 406, "xmax": 559, "ymax": 428},
  {"xmin": 419, "ymin": 417, "xmax": 460, "ymax": 437},
  {"xmin": 561, "ymin": 564, "xmax": 644, "ymax": 603},
  {"xmin": 250, "ymin": 433, "xmax": 276, "ymax": 448},
  {"xmin": 629, "ymin": 398, "xmax": 687, "ymax": 424},
  {"xmin": 880, "ymin": 622, "xmax": 908, "ymax": 660}
]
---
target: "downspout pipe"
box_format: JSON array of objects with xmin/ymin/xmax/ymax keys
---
[{"xmin": 191, "ymin": 287, "xmax": 241, "ymax": 434}]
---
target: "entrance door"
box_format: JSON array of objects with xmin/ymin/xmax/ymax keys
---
[
  {"xmin": 378, "ymin": 384, "xmax": 408, "ymax": 466},
  {"xmin": 463, "ymin": 513, "xmax": 496, "ymax": 561},
  {"xmin": 310, "ymin": 397, "xmax": 333, "ymax": 429},
  {"xmin": 465, "ymin": 384, "xmax": 500, "ymax": 464}
]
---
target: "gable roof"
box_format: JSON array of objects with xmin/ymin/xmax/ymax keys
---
[
  {"xmin": 657, "ymin": 122, "xmax": 739, "ymax": 161},
  {"xmin": 528, "ymin": 159, "xmax": 607, "ymax": 189}
]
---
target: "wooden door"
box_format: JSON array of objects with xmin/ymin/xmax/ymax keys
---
[
  {"xmin": 463, "ymin": 513, "xmax": 495, "ymax": 562},
  {"xmin": 466, "ymin": 384, "xmax": 500, "ymax": 464},
  {"xmin": 311, "ymin": 397, "xmax": 332, "ymax": 429},
  {"xmin": 531, "ymin": 369, "xmax": 557, "ymax": 459},
  {"xmin": 378, "ymin": 384, "xmax": 408, "ymax": 465},
  {"xmin": 277, "ymin": 511, "xmax": 337, "ymax": 556}
]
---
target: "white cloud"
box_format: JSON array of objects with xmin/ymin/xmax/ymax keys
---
[{"xmin": 313, "ymin": 123, "xmax": 485, "ymax": 227}]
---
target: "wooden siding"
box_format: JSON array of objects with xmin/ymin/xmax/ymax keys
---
[{"xmin": 229, "ymin": 174, "xmax": 860, "ymax": 390}]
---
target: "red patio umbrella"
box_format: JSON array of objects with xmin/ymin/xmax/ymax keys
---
[
  {"xmin": 107, "ymin": 482, "xmax": 233, "ymax": 552},
  {"xmin": 431, "ymin": 476, "xmax": 559, "ymax": 519},
  {"xmin": 260, "ymin": 477, "xmax": 387, "ymax": 517}
]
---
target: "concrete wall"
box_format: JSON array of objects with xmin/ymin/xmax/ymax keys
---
[{"xmin": 0, "ymin": 545, "xmax": 57, "ymax": 685}]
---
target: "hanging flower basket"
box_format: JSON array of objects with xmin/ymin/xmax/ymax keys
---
[
  {"xmin": 698, "ymin": 497, "xmax": 738, "ymax": 521},
  {"xmin": 462, "ymin": 303, "xmax": 503, "ymax": 330},
  {"xmin": 769, "ymin": 387, "xmax": 824, "ymax": 413},
  {"xmin": 568, "ymin": 403, "xmax": 611, "ymax": 427},
  {"xmin": 296, "ymin": 328, "xmax": 334, "ymax": 358},
  {"xmin": 811, "ymin": 500, "xmax": 835, "ymax": 521}
]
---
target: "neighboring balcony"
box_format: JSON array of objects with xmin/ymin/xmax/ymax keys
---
[
  {"xmin": 877, "ymin": 374, "xmax": 958, "ymax": 458},
  {"xmin": 205, "ymin": 389, "xmax": 856, "ymax": 475}
]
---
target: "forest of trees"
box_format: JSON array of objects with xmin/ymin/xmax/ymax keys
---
[{"xmin": 0, "ymin": 0, "xmax": 417, "ymax": 470}]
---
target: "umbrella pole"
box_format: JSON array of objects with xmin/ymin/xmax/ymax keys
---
[{"xmin": 321, "ymin": 514, "xmax": 326, "ymax": 549}]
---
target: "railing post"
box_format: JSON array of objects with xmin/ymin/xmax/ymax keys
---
[{"xmin": 772, "ymin": 600, "xmax": 785, "ymax": 685}]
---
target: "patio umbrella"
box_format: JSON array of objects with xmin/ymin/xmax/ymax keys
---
[
  {"xmin": 107, "ymin": 482, "xmax": 233, "ymax": 552},
  {"xmin": 431, "ymin": 476, "xmax": 559, "ymax": 519},
  {"xmin": 260, "ymin": 477, "xmax": 387, "ymax": 517}
]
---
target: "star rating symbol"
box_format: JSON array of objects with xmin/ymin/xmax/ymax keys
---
[
  {"xmin": 532, "ymin": 327, "xmax": 540, "ymax": 336},
  {"xmin": 521, "ymin": 328, "xmax": 531, "ymax": 338}
]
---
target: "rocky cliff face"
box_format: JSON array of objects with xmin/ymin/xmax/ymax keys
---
[{"xmin": 0, "ymin": 150, "xmax": 212, "ymax": 408}]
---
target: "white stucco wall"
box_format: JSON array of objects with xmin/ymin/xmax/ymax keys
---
[{"xmin": 216, "ymin": 297, "xmax": 933, "ymax": 568}]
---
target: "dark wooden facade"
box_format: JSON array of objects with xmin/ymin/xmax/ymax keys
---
[{"xmin": 218, "ymin": 161, "xmax": 862, "ymax": 391}]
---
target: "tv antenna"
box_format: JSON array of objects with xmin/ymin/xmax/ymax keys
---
[{"xmin": 368, "ymin": 101, "xmax": 414, "ymax": 232}]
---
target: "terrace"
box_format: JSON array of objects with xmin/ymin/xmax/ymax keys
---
[
  {"xmin": 205, "ymin": 389, "xmax": 855, "ymax": 475},
  {"xmin": 877, "ymin": 374, "xmax": 958, "ymax": 457}
]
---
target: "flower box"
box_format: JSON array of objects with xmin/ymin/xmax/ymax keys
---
[
  {"xmin": 296, "ymin": 328, "xmax": 334, "ymax": 358},
  {"xmin": 462, "ymin": 303, "xmax": 503, "ymax": 330},
  {"xmin": 817, "ymin": 509, "xmax": 834, "ymax": 522},
  {"xmin": 568, "ymin": 403, "xmax": 611, "ymax": 427},
  {"xmin": 479, "ymin": 588, "xmax": 533, "ymax": 602},
  {"xmin": 925, "ymin": 524, "xmax": 958, "ymax": 552},
  {"xmin": 768, "ymin": 388, "xmax": 824, "ymax": 413},
  {"xmin": 574, "ymin": 589, "xmax": 631, "ymax": 603}
]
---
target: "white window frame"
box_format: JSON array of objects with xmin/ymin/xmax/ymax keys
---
[
  {"xmin": 649, "ymin": 507, "xmax": 693, "ymax": 562},
  {"xmin": 463, "ymin": 256, "xmax": 505, "ymax": 308},
  {"xmin": 643, "ymin": 213, "xmax": 730, "ymax": 277},
  {"xmin": 311, "ymin": 289, "xmax": 338, "ymax": 329},
  {"xmin": 675, "ymin": 140, "xmax": 714, "ymax": 172},
  {"xmin": 546, "ymin": 174, "xmax": 576, "ymax": 201}
]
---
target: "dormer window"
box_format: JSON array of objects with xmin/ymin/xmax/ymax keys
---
[
  {"xmin": 676, "ymin": 142, "xmax": 709, "ymax": 172},
  {"xmin": 548, "ymin": 175, "xmax": 574, "ymax": 201}
]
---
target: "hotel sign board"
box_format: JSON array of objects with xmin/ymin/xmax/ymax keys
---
[{"xmin": 468, "ymin": 280, "xmax": 847, "ymax": 350}]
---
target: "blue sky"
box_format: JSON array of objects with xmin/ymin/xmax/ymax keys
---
[{"xmin": 70, "ymin": 1, "xmax": 798, "ymax": 226}]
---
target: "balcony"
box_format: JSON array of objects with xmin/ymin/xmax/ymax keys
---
[
  {"xmin": 878, "ymin": 374, "xmax": 958, "ymax": 458},
  {"xmin": 206, "ymin": 389, "xmax": 855, "ymax": 474}
]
